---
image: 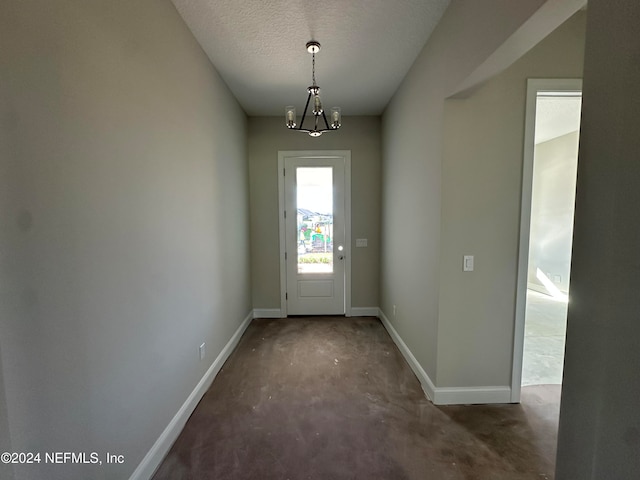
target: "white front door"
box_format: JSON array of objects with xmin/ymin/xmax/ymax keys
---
[{"xmin": 280, "ymin": 152, "xmax": 349, "ymax": 315}]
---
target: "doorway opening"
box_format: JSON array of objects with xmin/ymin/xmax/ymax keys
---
[{"xmin": 512, "ymin": 79, "xmax": 582, "ymax": 402}]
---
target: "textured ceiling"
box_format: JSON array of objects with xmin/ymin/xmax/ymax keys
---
[
  {"xmin": 535, "ymin": 95, "xmax": 582, "ymax": 144},
  {"xmin": 171, "ymin": 0, "xmax": 451, "ymax": 116}
]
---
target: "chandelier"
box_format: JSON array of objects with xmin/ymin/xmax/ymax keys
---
[{"xmin": 285, "ymin": 41, "xmax": 341, "ymax": 137}]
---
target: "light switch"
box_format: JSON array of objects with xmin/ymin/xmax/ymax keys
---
[
  {"xmin": 356, "ymin": 238, "xmax": 368, "ymax": 248},
  {"xmin": 463, "ymin": 255, "xmax": 474, "ymax": 272}
]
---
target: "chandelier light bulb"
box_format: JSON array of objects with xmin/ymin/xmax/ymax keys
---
[
  {"xmin": 313, "ymin": 95, "xmax": 323, "ymax": 115},
  {"xmin": 331, "ymin": 107, "xmax": 341, "ymax": 128},
  {"xmin": 285, "ymin": 106, "xmax": 296, "ymax": 128}
]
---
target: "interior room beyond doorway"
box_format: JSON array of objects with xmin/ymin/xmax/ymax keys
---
[{"xmin": 520, "ymin": 89, "xmax": 581, "ymax": 388}]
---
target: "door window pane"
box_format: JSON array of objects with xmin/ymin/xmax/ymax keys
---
[{"xmin": 296, "ymin": 167, "xmax": 333, "ymax": 274}]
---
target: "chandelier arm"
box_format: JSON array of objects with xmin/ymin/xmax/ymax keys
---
[
  {"xmin": 298, "ymin": 91, "xmax": 313, "ymax": 131},
  {"xmin": 296, "ymin": 126, "xmax": 336, "ymax": 134},
  {"xmin": 321, "ymin": 110, "xmax": 331, "ymax": 130}
]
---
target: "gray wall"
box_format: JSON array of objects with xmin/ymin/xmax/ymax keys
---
[
  {"xmin": 556, "ymin": 0, "xmax": 640, "ymax": 478},
  {"xmin": 0, "ymin": 1, "xmax": 250, "ymax": 479},
  {"xmin": 0, "ymin": 347, "xmax": 13, "ymax": 480},
  {"xmin": 528, "ymin": 131, "xmax": 580, "ymax": 294},
  {"xmin": 437, "ymin": 12, "xmax": 586, "ymax": 388},
  {"xmin": 248, "ymin": 116, "xmax": 381, "ymax": 311},
  {"xmin": 382, "ymin": 0, "xmax": 585, "ymax": 388}
]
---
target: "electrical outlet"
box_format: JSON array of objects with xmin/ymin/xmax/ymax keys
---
[{"xmin": 199, "ymin": 343, "xmax": 206, "ymax": 361}]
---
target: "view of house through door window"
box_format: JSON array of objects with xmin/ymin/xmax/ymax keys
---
[{"xmin": 296, "ymin": 167, "xmax": 334, "ymax": 274}]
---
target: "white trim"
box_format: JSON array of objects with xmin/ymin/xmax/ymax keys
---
[
  {"xmin": 344, "ymin": 156, "xmax": 352, "ymax": 316},
  {"xmin": 129, "ymin": 311, "xmax": 253, "ymax": 480},
  {"xmin": 277, "ymin": 150, "xmax": 352, "ymax": 317},
  {"xmin": 527, "ymin": 282, "xmax": 549, "ymax": 296},
  {"xmin": 350, "ymin": 307, "xmax": 380, "ymax": 317},
  {"xmin": 511, "ymin": 78, "xmax": 582, "ymax": 403},
  {"xmin": 380, "ymin": 310, "xmax": 513, "ymax": 405},
  {"xmin": 277, "ymin": 154, "xmax": 288, "ymax": 317},
  {"xmin": 434, "ymin": 386, "xmax": 512, "ymax": 405},
  {"xmin": 252, "ymin": 308, "xmax": 284, "ymax": 319},
  {"xmin": 379, "ymin": 310, "xmax": 436, "ymax": 402}
]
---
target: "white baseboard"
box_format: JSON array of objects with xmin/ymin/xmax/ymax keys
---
[
  {"xmin": 433, "ymin": 386, "xmax": 512, "ymax": 405},
  {"xmin": 527, "ymin": 282, "xmax": 548, "ymax": 295},
  {"xmin": 253, "ymin": 307, "xmax": 379, "ymax": 318},
  {"xmin": 130, "ymin": 311, "xmax": 253, "ymax": 480},
  {"xmin": 379, "ymin": 310, "xmax": 512, "ymax": 406},
  {"xmin": 252, "ymin": 308, "xmax": 284, "ymax": 319},
  {"xmin": 350, "ymin": 307, "xmax": 380, "ymax": 317},
  {"xmin": 379, "ymin": 310, "xmax": 436, "ymax": 402}
]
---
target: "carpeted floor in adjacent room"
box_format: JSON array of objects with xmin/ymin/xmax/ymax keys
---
[{"xmin": 153, "ymin": 316, "xmax": 560, "ymax": 480}]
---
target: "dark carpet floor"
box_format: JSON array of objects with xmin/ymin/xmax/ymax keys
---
[{"xmin": 153, "ymin": 316, "xmax": 560, "ymax": 480}]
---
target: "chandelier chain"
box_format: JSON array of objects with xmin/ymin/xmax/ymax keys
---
[{"xmin": 312, "ymin": 52, "xmax": 316, "ymax": 86}]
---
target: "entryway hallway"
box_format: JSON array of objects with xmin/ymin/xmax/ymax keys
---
[{"xmin": 153, "ymin": 317, "xmax": 560, "ymax": 479}]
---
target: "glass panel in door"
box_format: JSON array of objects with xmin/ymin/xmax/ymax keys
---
[{"xmin": 296, "ymin": 167, "xmax": 333, "ymax": 274}]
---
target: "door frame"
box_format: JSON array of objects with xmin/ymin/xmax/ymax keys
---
[
  {"xmin": 278, "ymin": 150, "xmax": 352, "ymax": 317},
  {"xmin": 511, "ymin": 78, "xmax": 582, "ymax": 402}
]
